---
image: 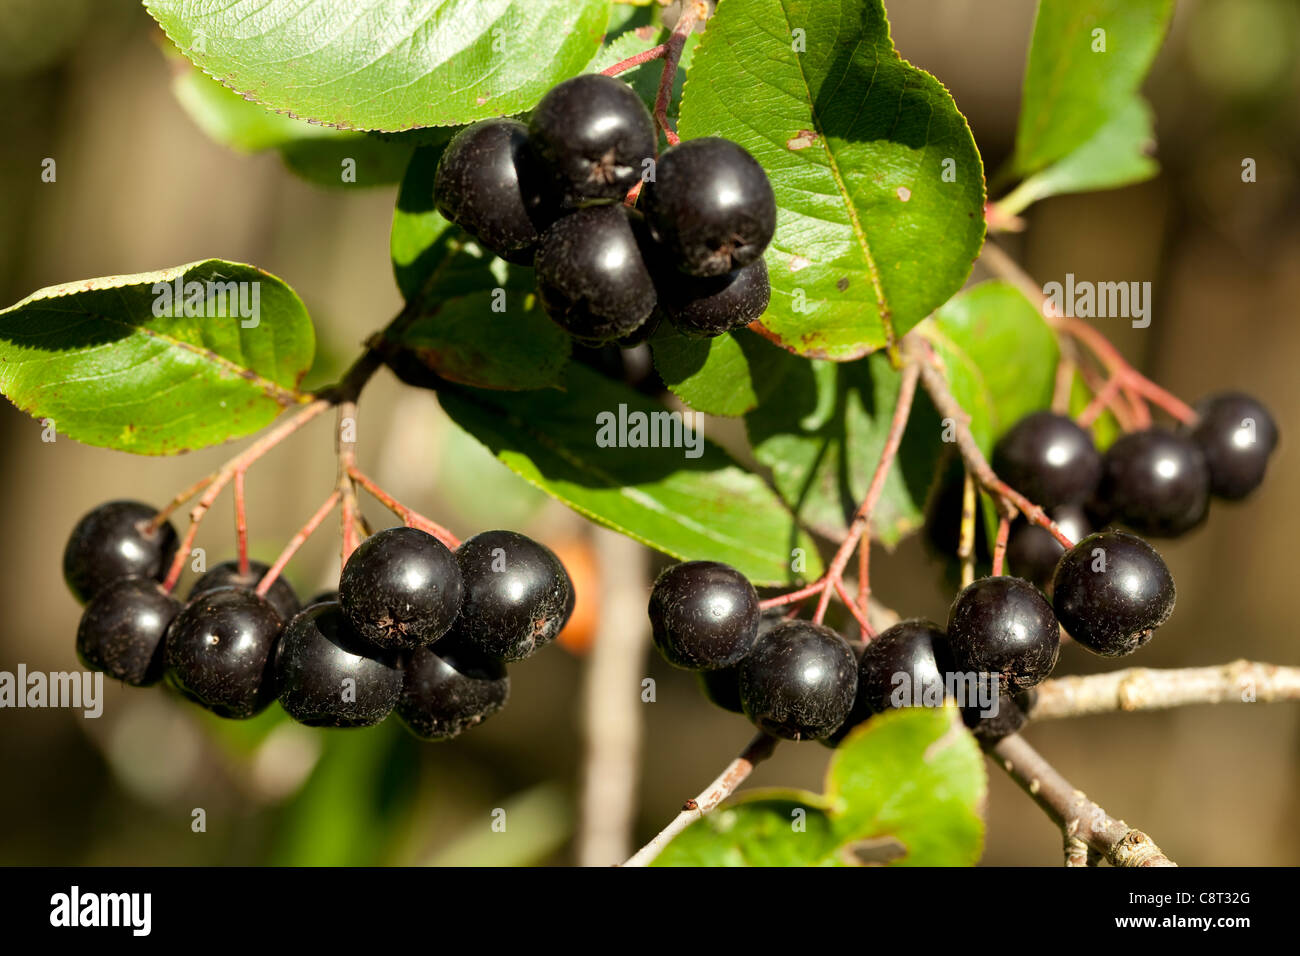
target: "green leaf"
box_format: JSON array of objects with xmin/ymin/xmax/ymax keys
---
[
  {"xmin": 0, "ymin": 260, "xmax": 314, "ymax": 455},
  {"xmin": 921, "ymin": 280, "xmax": 1060, "ymax": 454},
  {"xmin": 652, "ymin": 791, "xmax": 837, "ymax": 866},
  {"xmin": 657, "ymin": 707, "xmax": 986, "ymax": 866},
  {"xmin": 438, "ymin": 362, "xmax": 823, "ymax": 585},
  {"xmin": 1001, "ymin": 96, "xmax": 1158, "ymax": 212},
  {"xmin": 746, "ymin": 352, "xmax": 946, "ymax": 547},
  {"xmin": 826, "ymin": 706, "xmax": 986, "ymax": 866},
  {"xmin": 651, "ymin": 326, "xmax": 793, "ymax": 418},
  {"xmin": 677, "ymin": 0, "xmax": 986, "ymax": 360},
  {"xmin": 145, "ymin": 0, "xmax": 610, "ymax": 132},
  {"xmin": 1012, "ymin": 0, "xmax": 1174, "ymax": 177}
]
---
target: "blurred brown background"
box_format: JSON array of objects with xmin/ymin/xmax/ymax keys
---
[{"xmin": 0, "ymin": 0, "xmax": 1297, "ymax": 866}]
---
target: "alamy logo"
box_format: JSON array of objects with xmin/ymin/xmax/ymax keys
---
[
  {"xmin": 1042, "ymin": 273, "xmax": 1151, "ymax": 328},
  {"xmin": 50, "ymin": 886, "xmax": 151, "ymax": 936},
  {"xmin": 595, "ymin": 403, "xmax": 703, "ymax": 459},
  {"xmin": 151, "ymin": 276, "xmax": 261, "ymax": 328},
  {"xmin": 0, "ymin": 666, "xmax": 102, "ymax": 718},
  {"xmin": 890, "ymin": 670, "xmax": 999, "ymax": 717}
]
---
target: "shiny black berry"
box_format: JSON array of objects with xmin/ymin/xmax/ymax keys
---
[
  {"xmin": 527, "ymin": 73, "xmax": 655, "ymax": 206},
  {"xmin": 857, "ymin": 619, "xmax": 953, "ymax": 714},
  {"xmin": 649, "ymin": 561, "xmax": 760, "ymax": 670},
  {"xmin": 188, "ymin": 559, "xmax": 300, "ymax": 626},
  {"xmin": 738, "ymin": 621, "xmax": 858, "ymax": 741},
  {"xmin": 165, "ymin": 587, "xmax": 283, "ymax": 718},
  {"xmin": 696, "ymin": 664, "xmax": 744, "ymax": 713},
  {"xmin": 661, "ymin": 258, "xmax": 770, "ymax": 337},
  {"xmin": 992, "ymin": 412, "xmax": 1102, "ymax": 510},
  {"xmin": 397, "ymin": 637, "xmax": 509, "ymax": 741},
  {"xmin": 274, "ymin": 602, "xmax": 404, "ymax": 728},
  {"xmin": 63, "ymin": 500, "xmax": 178, "ymax": 604},
  {"xmin": 1189, "ymin": 392, "xmax": 1279, "ymax": 500},
  {"xmin": 1093, "ymin": 428, "xmax": 1210, "ymax": 537},
  {"xmin": 76, "ymin": 577, "xmax": 180, "ymax": 686},
  {"xmin": 535, "ymin": 204, "xmax": 658, "ymax": 344},
  {"xmin": 1051, "ymin": 530, "xmax": 1175, "ymax": 657},
  {"xmin": 1005, "ymin": 504, "xmax": 1092, "ymax": 591},
  {"xmin": 339, "ymin": 527, "xmax": 463, "ymax": 650},
  {"xmin": 641, "ymin": 137, "xmax": 776, "ymax": 277},
  {"xmin": 453, "ymin": 530, "xmax": 574, "ymax": 662},
  {"xmin": 433, "ymin": 118, "xmax": 548, "ymax": 263},
  {"xmin": 947, "ymin": 576, "xmax": 1060, "ymax": 693},
  {"xmin": 963, "ymin": 689, "xmax": 1036, "ymax": 743}
]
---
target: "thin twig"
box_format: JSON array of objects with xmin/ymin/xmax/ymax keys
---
[
  {"xmin": 348, "ymin": 466, "xmax": 460, "ymax": 549},
  {"xmin": 958, "ymin": 470, "xmax": 977, "ymax": 588},
  {"xmin": 256, "ymin": 491, "xmax": 341, "ymax": 597},
  {"xmin": 653, "ymin": 1, "xmax": 706, "ymax": 145}
]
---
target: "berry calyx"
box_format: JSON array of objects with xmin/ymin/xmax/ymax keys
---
[
  {"xmin": 453, "ymin": 530, "xmax": 575, "ymax": 662},
  {"xmin": 397, "ymin": 637, "xmax": 510, "ymax": 741},
  {"xmin": 535, "ymin": 204, "xmax": 658, "ymax": 344},
  {"xmin": 648, "ymin": 561, "xmax": 760, "ymax": 670},
  {"xmin": 189, "ymin": 559, "xmax": 300, "ymax": 626},
  {"xmin": 1188, "ymin": 392, "xmax": 1279, "ymax": 500},
  {"xmin": 660, "ymin": 258, "xmax": 770, "ymax": 338},
  {"xmin": 1051, "ymin": 530, "xmax": 1175, "ymax": 657},
  {"xmin": 338, "ymin": 526, "xmax": 463, "ymax": 650},
  {"xmin": 76, "ymin": 577, "xmax": 180, "ymax": 686},
  {"xmin": 1092, "ymin": 427, "xmax": 1210, "ymax": 537},
  {"xmin": 641, "ymin": 137, "xmax": 776, "ymax": 277},
  {"xmin": 992, "ymin": 412, "xmax": 1102, "ymax": 510},
  {"xmin": 1005, "ymin": 504, "xmax": 1092, "ymax": 591},
  {"xmin": 526, "ymin": 74, "xmax": 656, "ymax": 206},
  {"xmin": 946, "ymin": 576, "xmax": 1060, "ymax": 693},
  {"xmin": 63, "ymin": 500, "xmax": 179, "ymax": 604},
  {"xmin": 737, "ymin": 620, "xmax": 858, "ymax": 741},
  {"xmin": 274, "ymin": 602, "xmax": 404, "ymax": 728},
  {"xmin": 164, "ymin": 587, "xmax": 283, "ymax": 719},
  {"xmin": 433, "ymin": 118, "xmax": 548, "ymax": 264}
]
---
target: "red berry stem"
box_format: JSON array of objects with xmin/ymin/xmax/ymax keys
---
[
  {"xmin": 653, "ymin": 1, "xmax": 707, "ymax": 146},
  {"xmin": 336, "ymin": 400, "xmax": 361, "ymax": 568},
  {"xmin": 600, "ymin": 43, "xmax": 668, "ymax": 77},
  {"xmin": 1075, "ymin": 373, "xmax": 1123, "ymax": 428},
  {"xmin": 991, "ymin": 515, "xmax": 1010, "ymax": 576},
  {"xmin": 346, "ymin": 466, "xmax": 460, "ymax": 549},
  {"xmin": 255, "ymin": 490, "xmax": 341, "ymax": 598},
  {"xmin": 149, "ymin": 473, "xmax": 215, "ymax": 532},
  {"xmin": 233, "ymin": 469, "xmax": 250, "ymax": 577}
]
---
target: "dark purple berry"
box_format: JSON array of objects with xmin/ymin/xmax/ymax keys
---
[
  {"xmin": 963, "ymin": 689, "xmax": 1036, "ymax": 743},
  {"xmin": 452, "ymin": 530, "xmax": 574, "ymax": 662},
  {"xmin": 661, "ymin": 258, "xmax": 770, "ymax": 338},
  {"xmin": 274, "ymin": 602, "xmax": 404, "ymax": 728},
  {"xmin": 1188, "ymin": 392, "xmax": 1279, "ymax": 500},
  {"xmin": 738, "ymin": 620, "xmax": 858, "ymax": 741},
  {"xmin": 946, "ymin": 576, "xmax": 1060, "ymax": 693},
  {"xmin": 649, "ymin": 561, "xmax": 760, "ymax": 670},
  {"xmin": 1051, "ymin": 530, "xmax": 1175, "ymax": 657},
  {"xmin": 992, "ymin": 412, "xmax": 1102, "ymax": 510},
  {"xmin": 1093, "ymin": 428, "xmax": 1210, "ymax": 537},
  {"xmin": 188, "ymin": 559, "xmax": 300, "ymax": 626},
  {"xmin": 165, "ymin": 587, "xmax": 283, "ymax": 719},
  {"xmin": 63, "ymin": 500, "xmax": 178, "ymax": 604},
  {"xmin": 397, "ymin": 637, "xmax": 509, "ymax": 741},
  {"xmin": 338, "ymin": 527, "xmax": 463, "ymax": 650},
  {"xmin": 1005, "ymin": 504, "xmax": 1092, "ymax": 591},
  {"xmin": 76, "ymin": 577, "xmax": 180, "ymax": 686},
  {"xmin": 641, "ymin": 137, "xmax": 776, "ymax": 277}
]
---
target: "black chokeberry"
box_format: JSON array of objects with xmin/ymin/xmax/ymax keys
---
[
  {"xmin": 963, "ymin": 689, "xmax": 1036, "ymax": 743},
  {"xmin": 1093, "ymin": 428, "xmax": 1210, "ymax": 537},
  {"xmin": 433, "ymin": 118, "xmax": 548, "ymax": 263},
  {"xmin": 946, "ymin": 576, "xmax": 1060, "ymax": 693},
  {"xmin": 76, "ymin": 577, "xmax": 180, "ymax": 686},
  {"xmin": 63, "ymin": 500, "xmax": 178, "ymax": 604},
  {"xmin": 661, "ymin": 258, "xmax": 770, "ymax": 338},
  {"xmin": 535, "ymin": 204, "xmax": 657, "ymax": 343},
  {"xmin": 189, "ymin": 559, "xmax": 300, "ymax": 626},
  {"xmin": 696, "ymin": 610, "xmax": 785, "ymax": 714},
  {"xmin": 738, "ymin": 620, "xmax": 858, "ymax": 741},
  {"xmin": 856, "ymin": 619, "xmax": 953, "ymax": 714},
  {"xmin": 1052, "ymin": 530, "xmax": 1175, "ymax": 657},
  {"xmin": 527, "ymin": 73, "xmax": 655, "ymax": 206},
  {"xmin": 338, "ymin": 527, "xmax": 463, "ymax": 650},
  {"xmin": 397, "ymin": 637, "xmax": 509, "ymax": 741},
  {"xmin": 992, "ymin": 412, "xmax": 1102, "ymax": 510},
  {"xmin": 452, "ymin": 530, "xmax": 574, "ymax": 662},
  {"xmin": 1189, "ymin": 392, "xmax": 1279, "ymax": 500},
  {"xmin": 649, "ymin": 561, "xmax": 760, "ymax": 670},
  {"xmin": 641, "ymin": 137, "xmax": 776, "ymax": 277},
  {"xmin": 274, "ymin": 602, "xmax": 404, "ymax": 728},
  {"xmin": 1005, "ymin": 504, "xmax": 1092, "ymax": 591},
  {"xmin": 165, "ymin": 587, "xmax": 283, "ymax": 719}
]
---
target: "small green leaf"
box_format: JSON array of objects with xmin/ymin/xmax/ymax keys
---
[
  {"xmin": 1013, "ymin": 0, "xmax": 1174, "ymax": 177},
  {"xmin": 826, "ymin": 706, "xmax": 986, "ymax": 866},
  {"xmin": 652, "ymin": 791, "xmax": 837, "ymax": 867},
  {"xmin": 146, "ymin": 0, "xmax": 610, "ymax": 132},
  {"xmin": 0, "ymin": 260, "xmax": 314, "ymax": 455},
  {"xmin": 438, "ymin": 363, "xmax": 823, "ymax": 585},
  {"xmin": 677, "ymin": 0, "xmax": 986, "ymax": 359}
]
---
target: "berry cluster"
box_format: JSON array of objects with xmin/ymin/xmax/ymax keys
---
[
  {"xmin": 66, "ymin": 506, "xmax": 573, "ymax": 740},
  {"xmin": 433, "ymin": 73, "xmax": 777, "ymax": 343}
]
